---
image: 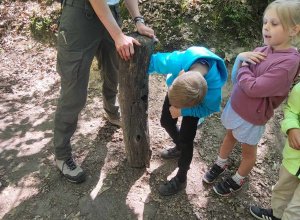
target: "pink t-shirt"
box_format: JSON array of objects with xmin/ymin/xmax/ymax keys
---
[{"xmin": 230, "ymin": 46, "xmax": 300, "ymax": 126}]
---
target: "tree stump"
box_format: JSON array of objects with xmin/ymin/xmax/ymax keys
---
[{"xmin": 119, "ymin": 33, "xmax": 154, "ymax": 168}]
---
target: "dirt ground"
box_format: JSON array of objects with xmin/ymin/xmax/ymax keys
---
[{"xmin": 0, "ymin": 1, "xmax": 289, "ymax": 220}]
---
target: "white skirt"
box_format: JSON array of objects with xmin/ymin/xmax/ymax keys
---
[{"xmin": 221, "ymin": 100, "xmax": 266, "ymax": 145}]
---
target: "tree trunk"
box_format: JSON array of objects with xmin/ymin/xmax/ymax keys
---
[{"xmin": 119, "ymin": 33, "xmax": 154, "ymax": 168}]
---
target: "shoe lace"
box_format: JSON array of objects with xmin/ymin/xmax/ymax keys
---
[{"xmin": 65, "ymin": 158, "xmax": 77, "ymax": 170}]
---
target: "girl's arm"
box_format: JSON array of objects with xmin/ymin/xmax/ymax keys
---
[
  {"xmin": 237, "ymin": 65, "xmax": 294, "ymax": 98},
  {"xmin": 281, "ymin": 84, "xmax": 300, "ymax": 150},
  {"xmin": 231, "ymin": 52, "xmax": 266, "ymax": 83}
]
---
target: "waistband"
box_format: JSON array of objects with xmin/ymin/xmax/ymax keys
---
[{"xmin": 64, "ymin": 0, "xmax": 119, "ymax": 12}]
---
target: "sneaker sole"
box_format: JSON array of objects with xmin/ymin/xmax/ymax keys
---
[
  {"xmin": 249, "ymin": 207, "xmax": 265, "ymax": 220},
  {"xmin": 212, "ymin": 185, "xmax": 243, "ymax": 197},
  {"xmin": 202, "ymin": 176, "xmax": 216, "ymax": 184}
]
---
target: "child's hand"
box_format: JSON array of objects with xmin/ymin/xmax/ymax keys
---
[
  {"xmin": 169, "ymin": 106, "xmax": 181, "ymax": 119},
  {"xmin": 238, "ymin": 52, "xmax": 266, "ymax": 65},
  {"xmin": 288, "ymin": 128, "xmax": 300, "ymax": 150}
]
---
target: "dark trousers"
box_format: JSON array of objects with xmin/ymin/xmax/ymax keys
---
[
  {"xmin": 160, "ymin": 94, "xmax": 199, "ymax": 171},
  {"xmin": 54, "ymin": 0, "xmax": 122, "ymax": 160}
]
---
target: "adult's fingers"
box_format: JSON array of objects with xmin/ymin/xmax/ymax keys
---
[
  {"xmin": 117, "ymin": 47, "xmax": 124, "ymax": 60},
  {"xmin": 117, "ymin": 38, "xmax": 141, "ymax": 61},
  {"xmin": 129, "ymin": 42, "xmax": 134, "ymax": 57},
  {"xmin": 123, "ymin": 44, "xmax": 131, "ymax": 61},
  {"xmin": 132, "ymin": 38, "xmax": 141, "ymax": 46}
]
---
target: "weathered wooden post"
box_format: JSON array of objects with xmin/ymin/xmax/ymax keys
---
[{"xmin": 119, "ymin": 33, "xmax": 154, "ymax": 168}]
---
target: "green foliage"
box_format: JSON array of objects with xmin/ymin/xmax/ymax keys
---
[
  {"xmin": 119, "ymin": 0, "xmax": 131, "ymax": 20},
  {"xmin": 30, "ymin": 8, "xmax": 60, "ymax": 46},
  {"xmin": 212, "ymin": 0, "xmax": 268, "ymax": 46}
]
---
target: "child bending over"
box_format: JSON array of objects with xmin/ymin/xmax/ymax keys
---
[{"xmin": 148, "ymin": 46, "xmax": 227, "ymax": 196}]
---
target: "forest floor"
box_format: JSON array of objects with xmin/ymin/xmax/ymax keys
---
[{"xmin": 0, "ymin": 1, "xmax": 288, "ymax": 220}]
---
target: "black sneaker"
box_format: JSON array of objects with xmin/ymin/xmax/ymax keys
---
[
  {"xmin": 158, "ymin": 176, "xmax": 187, "ymax": 196},
  {"xmin": 213, "ymin": 176, "xmax": 243, "ymax": 197},
  {"xmin": 250, "ymin": 206, "xmax": 281, "ymax": 220},
  {"xmin": 203, "ymin": 163, "xmax": 226, "ymax": 184},
  {"xmin": 161, "ymin": 146, "xmax": 181, "ymax": 159},
  {"xmin": 56, "ymin": 158, "xmax": 86, "ymax": 183}
]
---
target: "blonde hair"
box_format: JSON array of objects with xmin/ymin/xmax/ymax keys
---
[
  {"xmin": 168, "ymin": 71, "xmax": 207, "ymax": 109},
  {"xmin": 265, "ymin": 0, "xmax": 300, "ymax": 47}
]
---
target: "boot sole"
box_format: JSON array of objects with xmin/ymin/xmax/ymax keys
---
[{"xmin": 65, "ymin": 173, "xmax": 86, "ymax": 183}]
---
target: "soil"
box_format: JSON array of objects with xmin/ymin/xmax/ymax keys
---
[{"xmin": 0, "ymin": 1, "xmax": 287, "ymax": 220}]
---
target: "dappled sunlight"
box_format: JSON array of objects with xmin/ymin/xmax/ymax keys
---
[
  {"xmin": 0, "ymin": 131, "xmax": 51, "ymax": 157},
  {"xmin": 166, "ymin": 167, "xmax": 179, "ymax": 180},
  {"xmin": 149, "ymin": 159, "xmax": 164, "ymax": 171},
  {"xmin": 126, "ymin": 174, "xmax": 151, "ymax": 220},
  {"xmin": 0, "ymin": 102, "xmax": 54, "ymax": 157},
  {"xmin": 186, "ymin": 150, "xmax": 209, "ymax": 214},
  {"xmin": 125, "ymin": 159, "xmax": 163, "ymax": 219},
  {"xmin": 90, "ymin": 145, "xmax": 121, "ymax": 200},
  {"xmin": 0, "ymin": 173, "xmax": 40, "ymax": 219}
]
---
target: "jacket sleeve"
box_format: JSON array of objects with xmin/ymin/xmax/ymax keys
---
[
  {"xmin": 147, "ymin": 51, "xmax": 183, "ymax": 75},
  {"xmin": 281, "ymin": 84, "xmax": 300, "ymax": 134},
  {"xmin": 237, "ymin": 66, "xmax": 289, "ymax": 98}
]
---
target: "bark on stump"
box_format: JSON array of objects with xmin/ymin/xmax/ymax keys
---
[{"xmin": 119, "ymin": 33, "xmax": 154, "ymax": 168}]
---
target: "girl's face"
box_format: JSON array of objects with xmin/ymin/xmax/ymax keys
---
[{"xmin": 263, "ymin": 7, "xmax": 291, "ymax": 50}]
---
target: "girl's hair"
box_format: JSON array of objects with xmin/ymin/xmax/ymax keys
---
[
  {"xmin": 265, "ymin": 0, "xmax": 300, "ymax": 48},
  {"xmin": 168, "ymin": 71, "xmax": 207, "ymax": 109}
]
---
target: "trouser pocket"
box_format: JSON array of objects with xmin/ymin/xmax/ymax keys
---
[{"xmin": 57, "ymin": 48, "xmax": 83, "ymax": 82}]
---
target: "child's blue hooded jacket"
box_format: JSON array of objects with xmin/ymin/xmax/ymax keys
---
[{"xmin": 148, "ymin": 46, "xmax": 227, "ymax": 118}]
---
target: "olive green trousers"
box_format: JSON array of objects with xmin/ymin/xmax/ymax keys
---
[{"xmin": 54, "ymin": 0, "xmax": 122, "ymax": 160}]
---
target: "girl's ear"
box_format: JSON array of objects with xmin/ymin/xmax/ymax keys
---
[{"xmin": 290, "ymin": 25, "xmax": 300, "ymax": 37}]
